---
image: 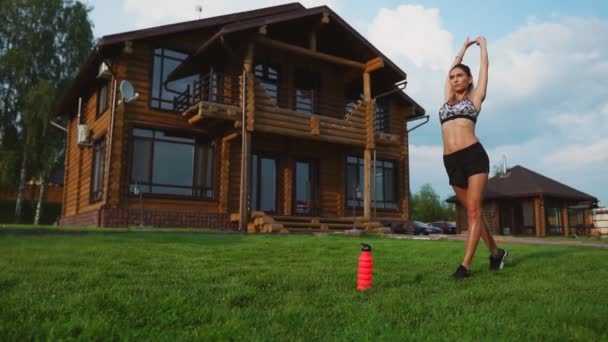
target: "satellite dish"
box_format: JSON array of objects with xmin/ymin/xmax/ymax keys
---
[{"xmin": 119, "ymin": 80, "xmax": 139, "ymax": 104}]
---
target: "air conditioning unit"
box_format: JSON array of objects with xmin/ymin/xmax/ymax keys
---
[{"xmin": 77, "ymin": 124, "xmax": 91, "ymax": 146}]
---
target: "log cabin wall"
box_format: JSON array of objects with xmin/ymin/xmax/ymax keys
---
[
  {"xmin": 62, "ymin": 60, "xmax": 119, "ymax": 218},
  {"xmin": 60, "ymin": 19, "xmax": 421, "ymax": 228}
]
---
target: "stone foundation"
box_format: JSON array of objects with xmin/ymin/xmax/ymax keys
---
[{"xmin": 60, "ymin": 207, "xmax": 237, "ymax": 230}]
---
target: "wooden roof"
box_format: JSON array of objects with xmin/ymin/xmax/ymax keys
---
[
  {"xmin": 55, "ymin": 2, "xmax": 425, "ymax": 117},
  {"xmin": 54, "ymin": 3, "xmax": 305, "ymax": 116},
  {"xmin": 447, "ymin": 165, "xmax": 597, "ymax": 203}
]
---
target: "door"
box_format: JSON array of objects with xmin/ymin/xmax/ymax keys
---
[
  {"xmin": 251, "ymin": 154, "xmax": 277, "ymax": 213},
  {"xmin": 293, "ymin": 160, "xmax": 318, "ymax": 216}
]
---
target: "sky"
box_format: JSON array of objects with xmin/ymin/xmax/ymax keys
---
[{"xmin": 85, "ymin": 0, "xmax": 608, "ymax": 206}]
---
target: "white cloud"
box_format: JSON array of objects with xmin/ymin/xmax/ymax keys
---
[
  {"xmin": 122, "ymin": 0, "xmax": 340, "ymax": 29},
  {"xmin": 378, "ymin": 8, "xmax": 608, "ymax": 203},
  {"xmin": 542, "ymin": 140, "xmax": 608, "ymax": 170},
  {"xmin": 367, "ymin": 5, "xmax": 453, "ymax": 70}
]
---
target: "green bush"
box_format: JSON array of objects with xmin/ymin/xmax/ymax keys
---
[{"xmin": 0, "ymin": 200, "xmax": 61, "ymax": 224}]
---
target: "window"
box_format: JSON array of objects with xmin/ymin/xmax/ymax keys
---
[
  {"xmin": 346, "ymin": 156, "xmax": 397, "ymax": 209},
  {"xmin": 294, "ymin": 68, "xmax": 320, "ymax": 114},
  {"xmin": 90, "ymin": 137, "xmax": 106, "ymax": 203},
  {"xmin": 96, "ymin": 80, "xmax": 109, "ymax": 117},
  {"xmin": 545, "ymin": 200, "xmax": 562, "ymax": 234},
  {"xmin": 129, "ymin": 128, "xmax": 215, "ymax": 199},
  {"xmin": 150, "ymin": 48, "xmax": 199, "ymax": 111},
  {"xmin": 374, "ymin": 97, "xmax": 390, "ymax": 133},
  {"xmin": 254, "ymin": 63, "xmax": 280, "ymax": 105}
]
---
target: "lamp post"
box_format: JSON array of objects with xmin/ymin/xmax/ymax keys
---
[{"xmin": 133, "ymin": 180, "xmax": 144, "ymax": 228}]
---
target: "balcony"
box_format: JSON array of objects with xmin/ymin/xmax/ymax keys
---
[
  {"xmin": 252, "ymin": 78, "xmax": 369, "ymax": 146},
  {"xmin": 173, "ymin": 72, "xmax": 242, "ymax": 122}
]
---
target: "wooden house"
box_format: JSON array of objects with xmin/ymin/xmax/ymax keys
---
[
  {"xmin": 447, "ymin": 165, "xmax": 598, "ymax": 237},
  {"xmin": 54, "ymin": 3, "xmax": 425, "ymax": 232}
]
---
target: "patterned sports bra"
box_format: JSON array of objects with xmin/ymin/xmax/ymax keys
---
[{"xmin": 438, "ymin": 98, "xmax": 478, "ymax": 125}]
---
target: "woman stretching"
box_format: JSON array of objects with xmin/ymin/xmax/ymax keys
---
[{"xmin": 439, "ymin": 36, "xmax": 508, "ymax": 279}]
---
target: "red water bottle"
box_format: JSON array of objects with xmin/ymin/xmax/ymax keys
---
[{"xmin": 357, "ymin": 243, "xmax": 373, "ymax": 291}]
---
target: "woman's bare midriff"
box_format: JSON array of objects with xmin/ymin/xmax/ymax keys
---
[{"xmin": 441, "ymin": 119, "xmax": 479, "ymax": 155}]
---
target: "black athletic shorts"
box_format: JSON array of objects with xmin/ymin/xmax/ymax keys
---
[{"xmin": 443, "ymin": 141, "xmax": 489, "ymax": 188}]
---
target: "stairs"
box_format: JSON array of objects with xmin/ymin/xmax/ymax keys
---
[{"xmin": 248, "ymin": 211, "xmax": 390, "ymax": 234}]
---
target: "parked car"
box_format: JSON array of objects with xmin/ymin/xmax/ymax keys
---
[
  {"xmin": 429, "ymin": 221, "xmax": 457, "ymax": 234},
  {"xmin": 412, "ymin": 221, "xmax": 442, "ymax": 235},
  {"xmin": 381, "ymin": 220, "xmax": 409, "ymax": 234}
]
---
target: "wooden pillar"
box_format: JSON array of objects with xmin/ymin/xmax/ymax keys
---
[
  {"xmin": 562, "ymin": 204, "xmax": 569, "ymax": 237},
  {"xmin": 219, "ymin": 133, "xmax": 239, "ymax": 213},
  {"xmin": 283, "ymin": 156, "xmax": 294, "ymax": 216},
  {"xmin": 362, "ymin": 72, "xmax": 372, "ymax": 219},
  {"xmin": 240, "ymin": 42, "xmax": 255, "ymax": 231},
  {"xmin": 534, "ymin": 198, "xmax": 542, "ymax": 237},
  {"xmin": 309, "ymin": 31, "xmax": 317, "ymax": 51},
  {"xmin": 534, "ymin": 197, "xmax": 546, "ymax": 237},
  {"xmin": 400, "ymin": 105, "xmax": 413, "ymax": 221}
]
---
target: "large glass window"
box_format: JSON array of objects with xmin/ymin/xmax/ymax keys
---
[
  {"xmin": 294, "ymin": 69, "xmax": 320, "ymax": 114},
  {"xmin": 251, "ymin": 154, "xmax": 277, "ymax": 212},
  {"xmin": 346, "ymin": 156, "xmax": 397, "ymax": 209},
  {"xmin": 90, "ymin": 137, "xmax": 106, "ymax": 203},
  {"xmin": 545, "ymin": 200, "xmax": 563, "ymax": 234},
  {"xmin": 254, "ymin": 63, "xmax": 280, "ymax": 105},
  {"xmin": 150, "ymin": 48, "xmax": 199, "ymax": 111},
  {"xmin": 129, "ymin": 128, "xmax": 214, "ymax": 199}
]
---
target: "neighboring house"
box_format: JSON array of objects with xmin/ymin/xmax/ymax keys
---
[
  {"xmin": 54, "ymin": 3, "xmax": 425, "ymax": 231},
  {"xmin": 447, "ymin": 165, "xmax": 598, "ymax": 237}
]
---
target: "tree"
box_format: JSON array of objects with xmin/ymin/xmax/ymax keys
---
[
  {"xmin": 0, "ymin": 0, "xmax": 94, "ymax": 223},
  {"xmin": 492, "ymin": 163, "xmax": 506, "ymax": 177},
  {"xmin": 411, "ymin": 183, "xmax": 455, "ymax": 222}
]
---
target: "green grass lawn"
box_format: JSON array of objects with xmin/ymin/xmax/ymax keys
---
[{"xmin": 1, "ymin": 226, "xmax": 607, "ymax": 340}]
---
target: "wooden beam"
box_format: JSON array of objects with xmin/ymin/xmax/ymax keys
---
[
  {"xmin": 188, "ymin": 114, "xmax": 204, "ymax": 125},
  {"xmin": 364, "ymin": 57, "xmax": 384, "ymax": 73},
  {"xmin": 255, "ymin": 36, "xmax": 365, "ymax": 70},
  {"xmin": 363, "ymin": 149, "xmax": 371, "ymax": 219},
  {"xmin": 309, "ymin": 31, "xmax": 317, "ymax": 51},
  {"xmin": 321, "ymin": 12, "xmax": 330, "ymax": 24},
  {"xmin": 310, "ymin": 115, "xmax": 320, "ymax": 135}
]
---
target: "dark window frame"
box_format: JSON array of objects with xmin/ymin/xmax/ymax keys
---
[
  {"xmin": 90, "ymin": 136, "xmax": 106, "ymax": 203},
  {"xmin": 374, "ymin": 97, "xmax": 390, "ymax": 133},
  {"xmin": 128, "ymin": 127, "xmax": 216, "ymax": 200},
  {"xmin": 294, "ymin": 67, "xmax": 321, "ymax": 114},
  {"xmin": 292, "ymin": 158, "xmax": 320, "ymax": 216},
  {"xmin": 251, "ymin": 153, "xmax": 279, "ymax": 214},
  {"xmin": 149, "ymin": 48, "xmax": 198, "ymax": 112},
  {"xmin": 96, "ymin": 80, "xmax": 110, "ymax": 117},
  {"xmin": 254, "ymin": 62, "xmax": 281, "ymax": 105},
  {"xmin": 345, "ymin": 156, "xmax": 398, "ymax": 210}
]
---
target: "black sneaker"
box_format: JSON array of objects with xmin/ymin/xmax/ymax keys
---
[
  {"xmin": 452, "ymin": 264, "xmax": 471, "ymax": 279},
  {"xmin": 489, "ymin": 248, "xmax": 508, "ymax": 270}
]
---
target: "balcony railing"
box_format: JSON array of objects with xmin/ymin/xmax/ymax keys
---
[
  {"xmin": 256, "ymin": 78, "xmax": 360, "ymax": 119},
  {"xmin": 173, "ymin": 72, "xmax": 241, "ymax": 113}
]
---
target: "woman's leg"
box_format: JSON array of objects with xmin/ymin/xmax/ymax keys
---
[
  {"xmin": 460, "ymin": 173, "xmax": 497, "ymax": 269},
  {"xmin": 452, "ymin": 184, "xmax": 498, "ymax": 264}
]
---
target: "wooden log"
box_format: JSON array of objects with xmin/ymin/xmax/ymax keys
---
[
  {"xmin": 363, "ymin": 149, "xmax": 371, "ymax": 219},
  {"xmin": 310, "ymin": 115, "xmax": 320, "ymax": 135},
  {"xmin": 255, "ymin": 123, "xmax": 365, "ymax": 146},
  {"xmin": 254, "ymin": 36, "xmax": 365, "ymax": 70},
  {"xmin": 364, "ymin": 57, "xmax": 384, "ymax": 73},
  {"xmin": 255, "ymin": 116, "xmax": 363, "ymax": 141}
]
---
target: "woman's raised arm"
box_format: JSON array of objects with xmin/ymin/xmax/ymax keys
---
[
  {"xmin": 471, "ymin": 36, "xmax": 488, "ymax": 108},
  {"xmin": 444, "ymin": 37, "xmax": 477, "ymax": 102}
]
